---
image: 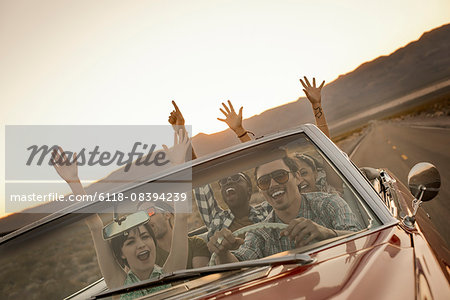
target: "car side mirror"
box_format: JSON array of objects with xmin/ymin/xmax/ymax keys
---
[
  {"xmin": 103, "ymin": 210, "xmax": 149, "ymax": 240},
  {"xmin": 408, "ymin": 162, "xmax": 440, "ymax": 202},
  {"xmin": 403, "ymin": 162, "xmax": 440, "ymax": 229}
]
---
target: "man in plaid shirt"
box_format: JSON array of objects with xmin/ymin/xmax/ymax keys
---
[
  {"xmin": 194, "ymin": 174, "xmax": 273, "ymax": 240},
  {"xmin": 207, "ymin": 156, "xmax": 362, "ymax": 263}
]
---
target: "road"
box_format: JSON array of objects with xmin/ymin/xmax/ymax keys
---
[{"xmin": 341, "ymin": 119, "xmax": 450, "ymax": 246}]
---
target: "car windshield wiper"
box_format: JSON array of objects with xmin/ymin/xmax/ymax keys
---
[{"xmin": 92, "ymin": 253, "xmax": 314, "ymax": 299}]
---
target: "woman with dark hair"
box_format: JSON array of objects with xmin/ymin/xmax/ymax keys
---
[
  {"xmin": 293, "ymin": 153, "xmax": 338, "ymax": 194},
  {"xmin": 213, "ymin": 76, "xmax": 340, "ymax": 195},
  {"xmin": 52, "ymin": 131, "xmax": 191, "ymax": 298}
]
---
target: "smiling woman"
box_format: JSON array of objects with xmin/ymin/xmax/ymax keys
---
[{"xmin": 109, "ymin": 224, "xmax": 170, "ymax": 299}]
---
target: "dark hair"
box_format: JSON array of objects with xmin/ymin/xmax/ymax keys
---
[
  {"xmin": 110, "ymin": 222, "xmax": 157, "ymax": 268},
  {"xmin": 294, "ymin": 153, "xmax": 317, "ymax": 171},
  {"xmin": 254, "ymin": 156, "xmax": 299, "ymax": 179}
]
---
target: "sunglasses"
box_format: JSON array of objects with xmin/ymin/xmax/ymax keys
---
[
  {"xmin": 257, "ymin": 169, "xmax": 292, "ymax": 190},
  {"xmin": 218, "ymin": 173, "xmax": 246, "ymax": 187}
]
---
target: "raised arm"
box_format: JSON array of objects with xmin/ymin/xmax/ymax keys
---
[
  {"xmin": 217, "ymin": 100, "xmax": 251, "ymax": 143},
  {"xmin": 52, "ymin": 147, "xmax": 126, "ymax": 288},
  {"xmin": 299, "ymin": 77, "xmax": 330, "ymax": 138},
  {"xmin": 298, "ymin": 78, "xmax": 343, "ymax": 191},
  {"xmin": 168, "ymin": 100, "xmax": 197, "ymax": 160},
  {"xmin": 162, "ymin": 130, "xmax": 190, "ymax": 272},
  {"xmin": 162, "ymin": 207, "xmax": 189, "ymax": 272},
  {"xmin": 167, "ymin": 103, "xmax": 224, "ymax": 229}
]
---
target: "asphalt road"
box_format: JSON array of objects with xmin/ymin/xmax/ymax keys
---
[{"xmin": 343, "ymin": 119, "xmax": 450, "ymax": 246}]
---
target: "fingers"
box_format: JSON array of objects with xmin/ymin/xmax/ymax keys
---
[
  {"xmin": 312, "ymin": 77, "xmax": 316, "ymax": 88},
  {"xmin": 238, "ymin": 106, "xmax": 243, "ymax": 118},
  {"xmin": 168, "ymin": 114, "xmax": 176, "ymax": 125},
  {"xmin": 73, "ymin": 152, "xmax": 78, "ymax": 165},
  {"xmin": 178, "ymin": 129, "xmax": 185, "ymax": 144},
  {"xmin": 207, "ymin": 229, "xmax": 236, "ymax": 254},
  {"xmin": 319, "ymin": 80, "xmax": 325, "ymax": 89},
  {"xmin": 217, "ymin": 118, "xmax": 226, "ymax": 122},
  {"xmin": 280, "ymin": 218, "xmax": 301, "ymax": 237},
  {"xmin": 219, "ymin": 108, "xmax": 228, "ymax": 117},
  {"xmin": 52, "ymin": 147, "xmax": 66, "ymax": 166},
  {"xmin": 162, "ymin": 144, "xmax": 169, "ymax": 152},
  {"xmin": 227, "ymin": 100, "xmax": 235, "ymax": 113},
  {"xmin": 281, "ymin": 218, "xmax": 317, "ymax": 246},
  {"xmin": 172, "ymin": 100, "xmax": 180, "ymax": 112},
  {"xmin": 289, "ymin": 221, "xmax": 308, "ymax": 240},
  {"xmin": 221, "ymin": 102, "xmax": 231, "ymax": 114},
  {"xmin": 299, "ymin": 78, "xmax": 307, "ymax": 89},
  {"xmin": 303, "ymin": 76, "xmax": 311, "ymax": 87},
  {"xmin": 178, "ymin": 129, "xmax": 189, "ymax": 145},
  {"xmin": 207, "ymin": 236, "xmax": 221, "ymax": 254},
  {"xmin": 51, "ymin": 148, "xmax": 59, "ymax": 165},
  {"xmin": 58, "ymin": 146, "xmax": 68, "ymax": 162},
  {"xmin": 222, "ymin": 228, "xmax": 237, "ymax": 245}
]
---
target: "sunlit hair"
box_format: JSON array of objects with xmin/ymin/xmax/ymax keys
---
[
  {"xmin": 293, "ymin": 153, "xmax": 317, "ymax": 172},
  {"xmin": 110, "ymin": 222, "xmax": 157, "ymax": 268}
]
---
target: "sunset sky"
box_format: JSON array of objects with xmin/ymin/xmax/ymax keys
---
[{"xmin": 1, "ymin": 0, "xmax": 449, "ymax": 217}]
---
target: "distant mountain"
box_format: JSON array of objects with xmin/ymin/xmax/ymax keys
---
[
  {"xmin": 2, "ymin": 24, "xmax": 449, "ymax": 233},
  {"xmin": 192, "ymin": 23, "xmax": 450, "ymax": 156}
]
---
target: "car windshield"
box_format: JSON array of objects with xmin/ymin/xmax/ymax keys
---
[{"xmin": 0, "ymin": 131, "xmax": 383, "ymax": 300}]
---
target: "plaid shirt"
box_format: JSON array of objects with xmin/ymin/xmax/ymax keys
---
[
  {"xmin": 233, "ymin": 192, "xmax": 363, "ymax": 261},
  {"xmin": 193, "ymin": 184, "xmax": 272, "ymax": 240}
]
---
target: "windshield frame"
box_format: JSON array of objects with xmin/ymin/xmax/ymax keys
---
[{"xmin": 1, "ymin": 124, "xmax": 396, "ymax": 245}]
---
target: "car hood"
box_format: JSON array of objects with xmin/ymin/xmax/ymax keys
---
[{"xmin": 146, "ymin": 226, "xmax": 415, "ymax": 300}]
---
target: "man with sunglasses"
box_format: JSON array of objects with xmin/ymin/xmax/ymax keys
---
[
  {"xmin": 195, "ymin": 172, "xmax": 273, "ymax": 240},
  {"xmin": 137, "ymin": 201, "xmax": 211, "ymax": 269},
  {"xmin": 208, "ymin": 156, "xmax": 361, "ymax": 264}
]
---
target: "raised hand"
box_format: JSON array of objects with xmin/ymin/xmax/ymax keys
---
[
  {"xmin": 299, "ymin": 76, "xmax": 330, "ymax": 138},
  {"xmin": 162, "ymin": 129, "xmax": 191, "ymax": 165},
  {"xmin": 168, "ymin": 100, "xmax": 185, "ymax": 127},
  {"xmin": 217, "ymin": 100, "xmax": 245, "ymax": 135},
  {"xmin": 299, "ymin": 76, "xmax": 325, "ymax": 106},
  {"xmin": 51, "ymin": 146, "xmax": 79, "ymax": 183}
]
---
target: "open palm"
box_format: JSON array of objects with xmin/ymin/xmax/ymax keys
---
[
  {"xmin": 51, "ymin": 146, "xmax": 79, "ymax": 183},
  {"xmin": 299, "ymin": 76, "xmax": 325, "ymax": 105},
  {"xmin": 217, "ymin": 100, "xmax": 243, "ymax": 132}
]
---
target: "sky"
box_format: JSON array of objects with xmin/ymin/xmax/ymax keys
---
[{"xmin": 1, "ymin": 0, "xmax": 449, "ymax": 217}]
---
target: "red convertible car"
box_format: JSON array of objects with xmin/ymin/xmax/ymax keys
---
[{"xmin": 0, "ymin": 124, "xmax": 448, "ymax": 299}]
